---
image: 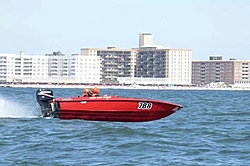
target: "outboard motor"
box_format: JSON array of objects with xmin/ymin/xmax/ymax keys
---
[{"xmin": 36, "ymin": 88, "xmax": 55, "ymax": 117}]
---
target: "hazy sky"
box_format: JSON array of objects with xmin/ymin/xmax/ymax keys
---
[{"xmin": 0, "ymin": 0, "xmax": 249, "ymax": 60}]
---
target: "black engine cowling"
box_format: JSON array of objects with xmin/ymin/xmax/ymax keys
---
[{"xmin": 36, "ymin": 88, "xmax": 55, "ymax": 117}]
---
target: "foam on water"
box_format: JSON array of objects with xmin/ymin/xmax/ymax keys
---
[{"xmin": 0, "ymin": 97, "xmax": 37, "ymax": 118}]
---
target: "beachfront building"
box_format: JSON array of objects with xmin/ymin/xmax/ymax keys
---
[
  {"xmin": 232, "ymin": 60, "xmax": 250, "ymax": 88},
  {"xmin": 0, "ymin": 51, "xmax": 101, "ymax": 84},
  {"xmin": 46, "ymin": 51, "xmax": 70, "ymax": 77},
  {"xmin": 79, "ymin": 45, "xmax": 192, "ymax": 85},
  {"xmin": 192, "ymin": 56, "xmax": 250, "ymax": 86},
  {"xmin": 79, "ymin": 32, "xmax": 193, "ymax": 85},
  {"xmin": 134, "ymin": 46, "xmax": 192, "ymax": 85},
  {"xmin": 0, "ymin": 53, "xmax": 15, "ymax": 82},
  {"xmin": 25, "ymin": 54, "xmax": 49, "ymax": 83},
  {"xmin": 71, "ymin": 55, "xmax": 101, "ymax": 84},
  {"xmin": 0, "ymin": 52, "xmax": 49, "ymax": 83},
  {"xmin": 81, "ymin": 47, "xmax": 134, "ymax": 84}
]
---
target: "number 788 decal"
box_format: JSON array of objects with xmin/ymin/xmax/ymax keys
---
[{"xmin": 138, "ymin": 102, "xmax": 153, "ymax": 110}]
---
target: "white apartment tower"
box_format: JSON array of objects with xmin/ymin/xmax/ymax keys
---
[
  {"xmin": 135, "ymin": 47, "xmax": 192, "ymax": 85},
  {"xmin": 167, "ymin": 49, "xmax": 192, "ymax": 84},
  {"xmin": 0, "ymin": 52, "xmax": 101, "ymax": 84},
  {"xmin": 81, "ymin": 47, "xmax": 133, "ymax": 84},
  {"xmin": 0, "ymin": 52, "xmax": 49, "ymax": 82},
  {"xmin": 71, "ymin": 55, "xmax": 101, "ymax": 83},
  {"xmin": 0, "ymin": 54, "xmax": 15, "ymax": 82}
]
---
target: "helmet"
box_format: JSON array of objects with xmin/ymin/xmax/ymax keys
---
[
  {"xmin": 92, "ymin": 87, "xmax": 100, "ymax": 94},
  {"xmin": 84, "ymin": 88, "xmax": 90, "ymax": 93}
]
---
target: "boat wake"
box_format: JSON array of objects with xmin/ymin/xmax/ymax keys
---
[{"xmin": 0, "ymin": 97, "xmax": 38, "ymax": 118}]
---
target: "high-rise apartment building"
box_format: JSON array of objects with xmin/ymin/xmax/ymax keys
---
[
  {"xmin": 71, "ymin": 55, "xmax": 101, "ymax": 83},
  {"xmin": 135, "ymin": 46, "xmax": 192, "ymax": 85},
  {"xmin": 0, "ymin": 54, "xmax": 14, "ymax": 82},
  {"xmin": 192, "ymin": 57, "xmax": 250, "ymax": 85},
  {"xmin": 45, "ymin": 52, "xmax": 70, "ymax": 77},
  {"xmin": 0, "ymin": 52, "xmax": 101, "ymax": 84},
  {"xmin": 234, "ymin": 61, "xmax": 250, "ymax": 84},
  {"xmin": 81, "ymin": 47, "xmax": 134, "ymax": 84},
  {"xmin": 0, "ymin": 52, "xmax": 49, "ymax": 82}
]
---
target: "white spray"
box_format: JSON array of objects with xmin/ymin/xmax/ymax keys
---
[{"xmin": 0, "ymin": 97, "xmax": 38, "ymax": 118}]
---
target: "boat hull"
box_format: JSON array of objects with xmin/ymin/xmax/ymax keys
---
[{"xmin": 55, "ymin": 96, "xmax": 182, "ymax": 122}]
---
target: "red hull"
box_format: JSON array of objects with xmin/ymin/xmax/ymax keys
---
[{"xmin": 55, "ymin": 96, "xmax": 182, "ymax": 122}]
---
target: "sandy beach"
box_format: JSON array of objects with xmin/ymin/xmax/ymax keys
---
[{"xmin": 1, "ymin": 83, "xmax": 250, "ymax": 91}]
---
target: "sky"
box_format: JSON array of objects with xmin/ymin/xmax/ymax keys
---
[{"xmin": 0, "ymin": 0, "xmax": 250, "ymax": 60}]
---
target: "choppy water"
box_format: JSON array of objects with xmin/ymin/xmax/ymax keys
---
[{"xmin": 0, "ymin": 87, "xmax": 250, "ymax": 165}]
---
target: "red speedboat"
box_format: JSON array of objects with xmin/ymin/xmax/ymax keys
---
[{"xmin": 36, "ymin": 88, "xmax": 182, "ymax": 122}]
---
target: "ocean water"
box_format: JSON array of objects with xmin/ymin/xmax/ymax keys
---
[{"xmin": 0, "ymin": 87, "xmax": 249, "ymax": 166}]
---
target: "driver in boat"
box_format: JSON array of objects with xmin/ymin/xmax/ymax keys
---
[
  {"xmin": 82, "ymin": 88, "xmax": 92, "ymax": 97},
  {"xmin": 82, "ymin": 87, "xmax": 100, "ymax": 97},
  {"xmin": 91, "ymin": 87, "xmax": 100, "ymax": 97}
]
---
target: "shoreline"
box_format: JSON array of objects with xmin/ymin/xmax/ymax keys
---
[{"xmin": 1, "ymin": 84, "xmax": 250, "ymax": 91}]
